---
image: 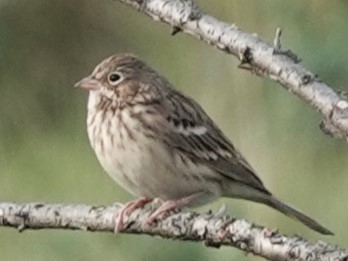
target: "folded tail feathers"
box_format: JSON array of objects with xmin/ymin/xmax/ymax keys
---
[
  {"xmin": 222, "ymin": 182, "xmax": 333, "ymax": 235},
  {"xmin": 265, "ymin": 196, "xmax": 333, "ymax": 235}
]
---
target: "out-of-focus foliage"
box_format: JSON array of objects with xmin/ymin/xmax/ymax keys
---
[{"xmin": 1, "ymin": 1, "xmax": 347, "ymax": 260}]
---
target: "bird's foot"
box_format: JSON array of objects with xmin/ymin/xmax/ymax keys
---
[
  {"xmin": 146, "ymin": 200, "xmax": 181, "ymax": 224},
  {"xmin": 115, "ymin": 197, "xmax": 153, "ymax": 232},
  {"xmin": 146, "ymin": 196, "xmax": 194, "ymax": 224}
]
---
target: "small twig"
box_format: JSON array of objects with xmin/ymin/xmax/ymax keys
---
[{"xmin": 273, "ymin": 27, "xmax": 282, "ymax": 50}]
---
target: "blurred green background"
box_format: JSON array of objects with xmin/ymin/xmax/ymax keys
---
[{"xmin": 1, "ymin": 0, "xmax": 348, "ymax": 260}]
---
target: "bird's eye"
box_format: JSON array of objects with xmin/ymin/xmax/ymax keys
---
[{"xmin": 108, "ymin": 72, "xmax": 123, "ymax": 86}]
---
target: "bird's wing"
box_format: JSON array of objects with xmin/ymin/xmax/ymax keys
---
[{"xmin": 156, "ymin": 91, "xmax": 268, "ymax": 193}]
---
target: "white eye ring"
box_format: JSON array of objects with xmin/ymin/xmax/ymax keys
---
[{"xmin": 107, "ymin": 72, "xmax": 123, "ymax": 86}]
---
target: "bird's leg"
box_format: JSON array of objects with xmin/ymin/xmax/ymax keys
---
[
  {"xmin": 146, "ymin": 192, "xmax": 204, "ymax": 224},
  {"xmin": 115, "ymin": 197, "xmax": 153, "ymax": 232}
]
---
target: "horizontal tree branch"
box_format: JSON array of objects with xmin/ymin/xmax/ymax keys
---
[
  {"xmin": 0, "ymin": 202, "xmax": 347, "ymax": 261},
  {"xmin": 115, "ymin": 0, "xmax": 348, "ymax": 141}
]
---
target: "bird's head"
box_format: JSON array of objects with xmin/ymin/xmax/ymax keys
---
[{"xmin": 75, "ymin": 54, "xmax": 162, "ymax": 106}]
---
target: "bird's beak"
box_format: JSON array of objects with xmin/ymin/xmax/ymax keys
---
[{"xmin": 74, "ymin": 76, "xmax": 100, "ymax": 91}]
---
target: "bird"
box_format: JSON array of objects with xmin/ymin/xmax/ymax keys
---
[{"xmin": 75, "ymin": 53, "xmax": 332, "ymax": 235}]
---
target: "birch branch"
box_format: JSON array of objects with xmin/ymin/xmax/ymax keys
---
[
  {"xmin": 0, "ymin": 202, "xmax": 346, "ymax": 261},
  {"xmin": 115, "ymin": 0, "xmax": 348, "ymax": 141}
]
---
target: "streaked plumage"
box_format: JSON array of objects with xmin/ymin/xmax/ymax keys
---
[{"xmin": 75, "ymin": 54, "xmax": 332, "ymax": 235}]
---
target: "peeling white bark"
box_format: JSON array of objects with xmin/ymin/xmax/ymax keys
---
[
  {"xmin": 116, "ymin": 0, "xmax": 348, "ymax": 141},
  {"xmin": 0, "ymin": 202, "xmax": 347, "ymax": 261}
]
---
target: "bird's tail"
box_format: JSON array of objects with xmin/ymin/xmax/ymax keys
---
[
  {"xmin": 223, "ymin": 182, "xmax": 333, "ymax": 235},
  {"xmin": 262, "ymin": 195, "xmax": 333, "ymax": 235}
]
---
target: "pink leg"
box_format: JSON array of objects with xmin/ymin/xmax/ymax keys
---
[
  {"xmin": 146, "ymin": 192, "xmax": 203, "ymax": 224},
  {"xmin": 115, "ymin": 197, "xmax": 153, "ymax": 232}
]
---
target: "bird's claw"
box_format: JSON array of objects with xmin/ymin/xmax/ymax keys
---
[{"xmin": 114, "ymin": 197, "xmax": 153, "ymax": 232}]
